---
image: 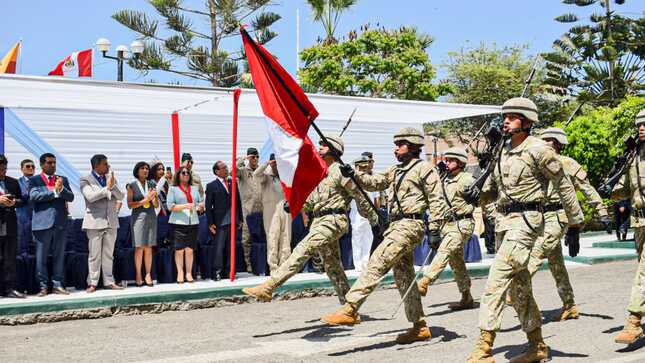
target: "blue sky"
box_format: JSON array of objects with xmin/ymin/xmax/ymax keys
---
[{"xmin": 2, "ymin": 0, "xmax": 643, "ymax": 85}]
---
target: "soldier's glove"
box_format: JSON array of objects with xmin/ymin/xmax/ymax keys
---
[
  {"xmin": 428, "ymin": 229, "xmax": 442, "ymax": 250},
  {"xmin": 598, "ymin": 184, "xmax": 613, "ymax": 199},
  {"xmin": 600, "ymin": 215, "xmax": 612, "ymax": 234},
  {"xmin": 283, "ymin": 200, "xmax": 290, "ymax": 214},
  {"xmin": 340, "ymin": 164, "xmax": 356, "ymax": 179},
  {"xmin": 462, "ymin": 185, "xmax": 480, "ymax": 205},
  {"xmin": 478, "ymin": 152, "xmax": 491, "ymax": 170},
  {"xmin": 565, "ymin": 227, "xmax": 581, "ymax": 257}
]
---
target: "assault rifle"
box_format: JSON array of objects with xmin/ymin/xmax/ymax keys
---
[
  {"xmin": 598, "ymin": 135, "xmax": 639, "ymax": 198},
  {"xmin": 462, "ymin": 125, "xmax": 506, "ymax": 204}
]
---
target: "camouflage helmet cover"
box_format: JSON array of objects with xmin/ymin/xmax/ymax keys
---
[
  {"xmin": 539, "ymin": 127, "xmax": 568, "ymax": 145},
  {"xmin": 502, "ymin": 97, "xmax": 539, "ymax": 123},
  {"xmin": 635, "ymin": 109, "xmax": 645, "ymax": 126},
  {"xmin": 443, "ymin": 147, "xmax": 468, "ymax": 164},
  {"xmin": 320, "ymin": 135, "xmax": 344, "ymax": 155},
  {"xmin": 393, "ymin": 127, "xmax": 425, "ymax": 146}
]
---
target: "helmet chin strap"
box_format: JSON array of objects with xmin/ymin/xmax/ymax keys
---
[{"xmin": 396, "ymin": 152, "xmax": 415, "ymax": 164}]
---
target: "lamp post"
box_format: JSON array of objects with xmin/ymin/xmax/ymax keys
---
[{"xmin": 95, "ymin": 38, "xmax": 144, "ymax": 82}]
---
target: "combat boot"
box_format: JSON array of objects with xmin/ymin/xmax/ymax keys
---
[
  {"xmin": 449, "ymin": 291, "xmax": 475, "ymax": 311},
  {"xmin": 509, "ymin": 328, "xmax": 549, "ymax": 363},
  {"xmin": 417, "ymin": 276, "xmax": 431, "ymax": 297},
  {"xmin": 553, "ymin": 304, "xmax": 579, "ymax": 321},
  {"xmin": 465, "ymin": 329, "xmax": 496, "ymax": 363},
  {"xmin": 241, "ymin": 278, "xmax": 276, "ymax": 302},
  {"xmin": 395, "ymin": 319, "xmax": 432, "ymax": 344},
  {"xmin": 321, "ymin": 304, "xmax": 360, "ymax": 326},
  {"xmin": 615, "ymin": 313, "xmax": 644, "ymax": 344}
]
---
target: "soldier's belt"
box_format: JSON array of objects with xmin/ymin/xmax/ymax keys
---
[
  {"xmin": 312, "ymin": 208, "xmax": 347, "ymax": 218},
  {"xmin": 390, "ymin": 213, "xmax": 425, "ymax": 222},
  {"xmin": 449, "ymin": 212, "xmax": 474, "ymax": 221},
  {"xmin": 543, "ymin": 203, "xmax": 564, "ymax": 213},
  {"xmin": 497, "ymin": 202, "xmax": 543, "ymax": 215},
  {"xmin": 634, "ymin": 208, "xmax": 645, "ymax": 219}
]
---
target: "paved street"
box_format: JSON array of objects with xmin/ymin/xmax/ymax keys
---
[{"xmin": 1, "ymin": 259, "xmax": 644, "ymax": 363}]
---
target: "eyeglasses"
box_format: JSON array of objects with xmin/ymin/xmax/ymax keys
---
[
  {"xmin": 24, "ymin": 165, "xmax": 35, "ymax": 169},
  {"xmin": 180, "ymin": 171, "xmax": 190, "ymax": 176}
]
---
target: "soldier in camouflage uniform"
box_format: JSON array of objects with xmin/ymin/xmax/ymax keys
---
[
  {"xmin": 321, "ymin": 127, "xmax": 442, "ymax": 345},
  {"xmin": 610, "ymin": 109, "xmax": 645, "ymax": 345},
  {"xmin": 463, "ymin": 98, "xmax": 584, "ymax": 363},
  {"xmin": 417, "ymin": 147, "xmax": 477, "ymax": 310},
  {"xmin": 236, "ymin": 147, "xmax": 263, "ymax": 273},
  {"xmin": 242, "ymin": 135, "xmax": 378, "ymax": 304},
  {"xmin": 520, "ymin": 127, "xmax": 611, "ymax": 321}
]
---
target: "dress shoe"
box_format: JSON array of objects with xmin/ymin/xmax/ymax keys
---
[
  {"xmin": 37, "ymin": 288, "xmax": 48, "ymax": 297},
  {"xmin": 86, "ymin": 285, "xmax": 97, "ymax": 293},
  {"xmin": 105, "ymin": 283, "xmax": 124, "ymax": 290},
  {"xmin": 5, "ymin": 289, "xmax": 26, "ymax": 299},
  {"xmin": 53, "ymin": 287, "xmax": 69, "ymax": 295}
]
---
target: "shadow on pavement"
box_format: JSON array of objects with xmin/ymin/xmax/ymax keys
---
[
  {"xmin": 616, "ymin": 337, "xmax": 645, "ymax": 353},
  {"xmin": 253, "ymin": 323, "xmax": 339, "ymax": 338},
  {"xmin": 327, "ymin": 341, "xmax": 398, "ymax": 356},
  {"xmin": 431, "ymin": 326, "xmax": 467, "ymax": 343},
  {"xmin": 425, "ymin": 303, "xmax": 480, "ymax": 317},
  {"xmin": 494, "ymin": 343, "xmax": 589, "ymax": 360},
  {"xmin": 603, "ymin": 325, "xmax": 624, "ymax": 334}
]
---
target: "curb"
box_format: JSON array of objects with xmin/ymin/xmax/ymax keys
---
[{"xmin": 591, "ymin": 241, "xmax": 636, "ymax": 249}]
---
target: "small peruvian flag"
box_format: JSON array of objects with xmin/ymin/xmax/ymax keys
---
[{"xmin": 48, "ymin": 49, "xmax": 92, "ymax": 77}]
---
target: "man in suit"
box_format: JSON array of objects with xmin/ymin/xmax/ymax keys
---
[
  {"xmin": 29, "ymin": 153, "xmax": 74, "ymax": 296},
  {"xmin": 80, "ymin": 154, "xmax": 125, "ymax": 293},
  {"xmin": 17, "ymin": 159, "xmax": 35, "ymax": 254},
  {"xmin": 0, "ymin": 155, "xmax": 27, "ymax": 298},
  {"xmin": 205, "ymin": 161, "xmax": 243, "ymax": 280}
]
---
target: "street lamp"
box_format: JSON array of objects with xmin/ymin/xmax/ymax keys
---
[{"xmin": 95, "ymin": 38, "xmax": 144, "ymax": 82}]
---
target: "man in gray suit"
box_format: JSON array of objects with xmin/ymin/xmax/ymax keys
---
[{"xmin": 80, "ymin": 154, "xmax": 125, "ymax": 292}]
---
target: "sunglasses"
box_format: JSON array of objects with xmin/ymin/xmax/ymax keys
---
[
  {"xmin": 24, "ymin": 165, "xmax": 35, "ymax": 169},
  {"xmin": 180, "ymin": 171, "xmax": 190, "ymax": 176}
]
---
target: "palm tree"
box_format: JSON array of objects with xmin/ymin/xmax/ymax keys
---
[{"xmin": 306, "ymin": 0, "xmax": 358, "ymax": 44}]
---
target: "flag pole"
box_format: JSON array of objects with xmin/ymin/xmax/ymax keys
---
[
  {"xmin": 230, "ymin": 89, "xmax": 242, "ymax": 281},
  {"xmin": 171, "ymin": 112, "xmax": 181, "ymax": 171}
]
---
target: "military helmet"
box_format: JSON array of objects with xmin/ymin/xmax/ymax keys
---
[
  {"xmin": 539, "ymin": 127, "xmax": 568, "ymax": 145},
  {"xmin": 393, "ymin": 127, "xmax": 425, "ymax": 146},
  {"xmin": 635, "ymin": 109, "xmax": 645, "ymax": 126},
  {"xmin": 443, "ymin": 147, "xmax": 468, "ymax": 164},
  {"xmin": 320, "ymin": 135, "xmax": 344, "ymax": 155},
  {"xmin": 501, "ymin": 97, "xmax": 539, "ymax": 123}
]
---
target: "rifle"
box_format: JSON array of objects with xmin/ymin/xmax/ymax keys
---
[
  {"xmin": 339, "ymin": 108, "xmax": 357, "ymax": 137},
  {"xmin": 598, "ymin": 135, "xmax": 639, "ymax": 198},
  {"xmin": 463, "ymin": 126, "xmax": 506, "ymax": 204}
]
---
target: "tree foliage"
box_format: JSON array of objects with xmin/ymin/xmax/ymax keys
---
[
  {"xmin": 306, "ymin": 0, "xmax": 358, "ymax": 44},
  {"xmin": 543, "ymin": 0, "xmax": 644, "ymax": 107},
  {"xmin": 112, "ymin": 0, "xmax": 280, "ymax": 86},
  {"xmin": 298, "ymin": 25, "xmax": 450, "ymax": 101}
]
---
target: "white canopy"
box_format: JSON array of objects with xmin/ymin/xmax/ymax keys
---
[{"xmin": 0, "ymin": 75, "xmax": 500, "ymax": 217}]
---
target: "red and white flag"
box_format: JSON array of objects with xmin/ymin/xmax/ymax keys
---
[
  {"xmin": 241, "ymin": 26, "xmax": 327, "ymax": 218},
  {"xmin": 48, "ymin": 49, "xmax": 92, "ymax": 77}
]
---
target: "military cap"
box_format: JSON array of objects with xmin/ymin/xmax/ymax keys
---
[
  {"xmin": 353, "ymin": 155, "xmax": 371, "ymax": 165},
  {"xmin": 635, "ymin": 109, "xmax": 645, "ymax": 126},
  {"xmin": 320, "ymin": 135, "xmax": 344, "ymax": 155},
  {"xmin": 443, "ymin": 147, "xmax": 468, "ymax": 164},
  {"xmin": 246, "ymin": 147, "xmax": 259, "ymax": 156},
  {"xmin": 393, "ymin": 127, "xmax": 425, "ymax": 146},
  {"xmin": 361, "ymin": 151, "xmax": 374, "ymax": 160},
  {"xmin": 539, "ymin": 127, "xmax": 568, "ymax": 145},
  {"xmin": 502, "ymin": 97, "xmax": 539, "ymax": 123},
  {"xmin": 181, "ymin": 153, "xmax": 193, "ymax": 162}
]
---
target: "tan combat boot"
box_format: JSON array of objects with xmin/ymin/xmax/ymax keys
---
[
  {"xmin": 395, "ymin": 319, "xmax": 432, "ymax": 344},
  {"xmin": 449, "ymin": 291, "xmax": 476, "ymax": 311},
  {"xmin": 553, "ymin": 304, "xmax": 579, "ymax": 321},
  {"xmin": 321, "ymin": 304, "xmax": 361, "ymax": 326},
  {"xmin": 615, "ymin": 313, "xmax": 644, "ymax": 344},
  {"xmin": 465, "ymin": 330, "xmax": 496, "ymax": 363},
  {"xmin": 241, "ymin": 279, "xmax": 276, "ymax": 302},
  {"xmin": 417, "ymin": 276, "xmax": 431, "ymax": 297},
  {"xmin": 509, "ymin": 328, "xmax": 549, "ymax": 363}
]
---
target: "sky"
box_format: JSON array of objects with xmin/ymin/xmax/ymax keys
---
[{"xmin": 2, "ymin": 0, "xmax": 643, "ymax": 85}]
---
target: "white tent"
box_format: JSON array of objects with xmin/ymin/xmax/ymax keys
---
[{"xmin": 0, "ymin": 74, "xmax": 500, "ymax": 217}]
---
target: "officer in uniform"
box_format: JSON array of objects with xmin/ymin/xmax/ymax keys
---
[
  {"xmin": 321, "ymin": 127, "xmax": 442, "ymax": 345},
  {"xmin": 236, "ymin": 147, "xmax": 263, "ymax": 273},
  {"xmin": 417, "ymin": 147, "xmax": 476, "ymax": 310},
  {"xmin": 524, "ymin": 127, "xmax": 611, "ymax": 321},
  {"xmin": 463, "ymin": 98, "xmax": 583, "ymax": 363},
  {"xmin": 609, "ymin": 109, "xmax": 645, "ymax": 345},
  {"xmin": 242, "ymin": 135, "xmax": 378, "ymax": 304}
]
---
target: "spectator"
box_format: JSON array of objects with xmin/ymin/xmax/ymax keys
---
[
  {"xmin": 350, "ymin": 155, "xmax": 374, "ymax": 272},
  {"xmin": 181, "ymin": 153, "xmax": 204, "ymax": 200},
  {"xmin": 205, "ymin": 161, "xmax": 243, "ymax": 281},
  {"xmin": 17, "ymin": 159, "xmax": 35, "ymax": 254},
  {"xmin": 615, "ymin": 199, "xmax": 631, "ymax": 241},
  {"xmin": 167, "ymin": 166, "xmax": 204, "ymax": 283},
  {"xmin": 80, "ymin": 154, "xmax": 125, "ymax": 293},
  {"xmin": 254, "ymin": 154, "xmax": 284, "ymax": 239},
  {"xmin": 236, "ymin": 147, "xmax": 262, "ymax": 273},
  {"xmin": 127, "ymin": 162, "xmax": 159, "ymax": 287},
  {"xmin": 149, "ymin": 161, "xmax": 170, "ymax": 215},
  {"xmin": 0, "ymin": 155, "xmax": 26, "ymax": 298},
  {"xmin": 267, "ymin": 199, "xmax": 292, "ymax": 272},
  {"xmin": 29, "ymin": 153, "xmax": 74, "ymax": 296}
]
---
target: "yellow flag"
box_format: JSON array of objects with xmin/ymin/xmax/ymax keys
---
[{"xmin": 0, "ymin": 42, "xmax": 20, "ymax": 74}]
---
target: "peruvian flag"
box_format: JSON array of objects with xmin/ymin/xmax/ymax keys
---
[
  {"xmin": 241, "ymin": 26, "xmax": 327, "ymax": 218},
  {"xmin": 48, "ymin": 49, "xmax": 92, "ymax": 77}
]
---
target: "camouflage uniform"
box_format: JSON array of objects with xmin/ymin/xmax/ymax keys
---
[
  {"xmin": 342, "ymin": 158, "xmax": 440, "ymax": 323},
  {"xmin": 267, "ymin": 199, "xmax": 292, "ymax": 271},
  {"xmin": 421, "ymin": 168, "xmax": 475, "ymax": 295},
  {"xmin": 269, "ymin": 162, "xmax": 377, "ymax": 303},
  {"xmin": 478, "ymin": 135, "xmax": 583, "ymax": 334},
  {"xmin": 236, "ymin": 157, "xmax": 263, "ymax": 271}
]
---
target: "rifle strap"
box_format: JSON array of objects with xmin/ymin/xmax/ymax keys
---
[{"xmin": 392, "ymin": 160, "xmax": 422, "ymax": 217}]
